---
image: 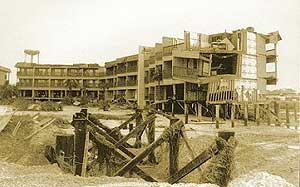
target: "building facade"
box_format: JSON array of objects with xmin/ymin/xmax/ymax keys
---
[
  {"xmin": 16, "ymin": 63, "xmax": 105, "ymax": 100},
  {"xmin": 0, "ymin": 66, "xmax": 10, "ymax": 86},
  {"xmin": 16, "ymin": 27, "xmax": 281, "ymax": 109}
]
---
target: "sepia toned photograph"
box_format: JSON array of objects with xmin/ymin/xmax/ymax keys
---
[{"xmin": 0, "ymin": 0, "xmax": 299, "ymax": 187}]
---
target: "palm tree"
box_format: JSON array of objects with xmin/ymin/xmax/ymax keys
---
[{"xmin": 152, "ymin": 66, "xmax": 162, "ymax": 102}]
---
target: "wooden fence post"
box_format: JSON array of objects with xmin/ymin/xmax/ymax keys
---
[
  {"xmin": 266, "ymin": 104, "xmax": 271, "ymax": 126},
  {"xmin": 216, "ymin": 105, "xmax": 220, "ymax": 129}
]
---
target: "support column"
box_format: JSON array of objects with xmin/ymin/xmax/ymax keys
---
[
  {"xmin": 137, "ymin": 46, "xmax": 145, "ymax": 109},
  {"xmin": 197, "ymin": 102, "xmax": 202, "ymax": 122},
  {"xmin": 216, "ymin": 105, "xmax": 220, "ymax": 129},
  {"xmin": 274, "ymin": 102, "xmax": 280, "ymax": 126},
  {"xmin": 231, "ymin": 104, "xmax": 235, "ymax": 128},
  {"xmin": 285, "ymin": 103, "xmax": 290, "ymax": 124},
  {"xmin": 244, "ymin": 103, "xmax": 248, "ymax": 126},
  {"xmin": 184, "ymin": 102, "xmax": 189, "ymax": 124},
  {"xmin": 255, "ymin": 104, "xmax": 260, "ymax": 126}
]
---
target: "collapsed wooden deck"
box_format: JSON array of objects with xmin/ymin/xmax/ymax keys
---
[{"xmin": 50, "ymin": 108, "xmax": 235, "ymax": 184}]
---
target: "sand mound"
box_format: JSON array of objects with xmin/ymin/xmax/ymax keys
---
[{"xmin": 228, "ymin": 171, "xmax": 296, "ymax": 187}]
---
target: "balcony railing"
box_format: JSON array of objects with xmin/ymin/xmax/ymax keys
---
[
  {"xmin": 34, "ymin": 82, "xmax": 49, "ymax": 87},
  {"xmin": 106, "ymin": 82, "xmax": 114, "ymax": 88},
  {"xmin": 50, "ymin": 83, "xmax": 64, "ymax": 87},
  {"xmin": 117, "ymin": 81, "xmax": 126, "ymax": 87},
  {"xmin": 51, "ymin": 72, "xmax": 65, "ymax": 77},
  {"xmin": 149, "ymin": 93, "xmax": 155, "ymax": 101},
  {"xmin": 117, "ymin": 67, "xmax": 126, "ymax": 74},
  {"xmin": 17, "ymin": 72, "xmax": 34, "ymax": 76},
  {"xmin": 35, "ymin": 71, "xmax": 49, "ymax": 76},
  {"xmin": 127, "ymin": 80, "xmax": 137, "ymax": 86},
  {"xmin": 17, "ymin": 82, "xmax": 33, "ymax": 87},
  {"xmin": 67, "ymin": 72, "xmax": 82, "ymax": 77}
]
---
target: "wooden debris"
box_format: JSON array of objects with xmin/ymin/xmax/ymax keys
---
[{"xmin": 24, "ymin": 118, "xmax": 56, "ymax": 140}]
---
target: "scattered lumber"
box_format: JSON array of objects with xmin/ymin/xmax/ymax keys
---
[{"xmin": 24, "ymin": 118, "xmax": 56, "ymax": 140}]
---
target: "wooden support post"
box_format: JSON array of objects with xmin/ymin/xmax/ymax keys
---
[
  {"xmin": 285, "ymin": 103, "xmax": 290, "ymax": 124},
  {"xmin": 274, "ymin": 102, "xmax": 280, "ymax": 126},
  {"xmin": 293, "ymin": 103, "xmax": 297, "ymax": 122},
  {"xmin": 231, "ymin": 104, "xmax": 235, "ymax": 128},
  {"xmin": 172, "ymin": 85, "xmax": 176, "ymax": 117},
  {"xmin": 169, "ymin": 118, "xmax": 180, "ymax": 176},
  {"xmin": 266, "ymin": 104, "xmax": 271, "ymax": 126},
  {"xmin": 255, "ymin": 104, "xmax": 260, "ymax": 126},
  {"xmin": 197, "ymin": 102, "xmax": 202, "ymax": 122},
  {"xmin": 215, "ymin": 105, "xmax": 220, "ymax": 129},
  {"xmin": 135, "ymin": 109, "xmax": 143, "ymax": 148},
  {"xmin": 147, "ymin": 112, "xmax": 156, "ymax": 164},
  {"xmin": 184, "ymin": 102, "xmax": 189, "ymax": 124},
  {"xmin": 97, "ymin": 143, "xmax": 106, "ymax": 171},
  {"xmin": 168, "ymin": 131, "xmax": 235, "ymax": 184},
  {"xmin": 55, "ymin": 135, "xmax": 74, "ymax": 165},
  {"xmin": 73, "ymin": 110, "xmax": 89, "ymax": 176},
  {"xmin": 244, "ymin": 103, "xmax": 248, "ymax": 126}
]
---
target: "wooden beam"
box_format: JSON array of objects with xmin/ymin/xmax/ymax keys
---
[
  {"xmin": 169, "ymin": 118, "xmax": 180, "ymax": 176},
  {"xmin": 168, "ymin": 131, "xmax": 235, "ymax": 184},
  {"xmin": 184, "ymin": 102, "xmax": 189, "ymax": 124},
  {"xmin": 114, "ymin": 120, "xmax": 184, "ymax": 177},
  {"xmin": 24, "ymin": 118, "xmax": 56, "ymax": 140},
  {"xmin": 135, "ymin": 110, "xmax": 143, "ymax": 148},
  {"xmin": 147, "ymin": 112, "xmax": 156, "ymax": 164},
  {"xmin": 110, "ymin": 112, "xmax": 139, "ymax": 134},
  {"xmin": 114, "ymin": 114, "xmax": 155, "ymax": 148},
  {"xmin": 89, "ymin": 132, "xmax": 157, "ymax": 182}
]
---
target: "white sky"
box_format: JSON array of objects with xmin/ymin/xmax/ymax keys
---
[{"xmin": 0, "ymin": 0, "xmax": 299, "ymax": 90}]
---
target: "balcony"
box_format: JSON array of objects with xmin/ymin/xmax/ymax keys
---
[
  {"xmin": 67, "ymin": 71, "xmax": 82, "ymax": 77},
  {"xmin": 50, "ymin": 82, "xmax": 64, "ymax": 88},
  {"xmin": 266, "ymin": 49, "xmax": 276, "ymax": 57},
  {"xmin": 16, "ymin": 82, "xmax": 33, "ymax": 87},
  {"xmin": 155, "ymin": 52, "xmax": 162, "ymax": 61},
  {"xmin": 163, "ymin": 69, "xmax": 172, "ymax": 79},
  {"xmin": 149, "ymin": 56, "xmax": 155, "ymax": 64},
  {"xmin": 127, "ymin": 80, "xmax": 137, "ymax": 86},
  {"xmin": 51, "ymin": 72, "xmax": 65, "ymax": 77},
  {"xmin": 35, "ymin": 71, "xmax": 49, "ymax": 77},
  {"xmin": 173, "ymin": 66, "xmax": 204, "ymax": 80},
  {"xmin": 17, "ymin": 72, "xmax": 34, "ymax": 77},
  {"xmin": 106, "ymin": 82, "xmax": 114, "ymax": 88},
  {"xmin": 34, "ymin": 82, "xmax": 49, "ymax": 87},
  {"xmin": 163, "ymin": 45, "xmax": 175, "ymax": 56},
  {"xmin": 117, "ymin": 81, "xmax": 126, "ymax": 87},
  {"xmin": 149, "ymin": 93, "xmax": 155, "ymax": 101},
  {"xmin": 127, "ymin": 65, "xmax": 137, "ymax": 73}
]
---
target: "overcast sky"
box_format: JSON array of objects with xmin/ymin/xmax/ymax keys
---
[{"xmin": 0, "ymin": 0, "xmax": 299, "ymax": 90}]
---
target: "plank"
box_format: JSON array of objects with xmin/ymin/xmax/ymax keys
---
[{"xmin": 24, "ymin": 118, "xmax": 56, "ymax": 140}]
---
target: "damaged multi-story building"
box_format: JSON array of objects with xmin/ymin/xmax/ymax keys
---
[{"xmin": 16, "ymin": 27, "xmax": 281, "ymax": 112}]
